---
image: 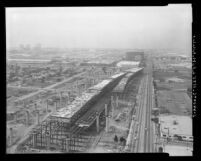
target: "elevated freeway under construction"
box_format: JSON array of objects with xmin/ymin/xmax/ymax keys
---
[{"xmin": 14, "ymin": 68, "xmax": 144, "ymax": 153}]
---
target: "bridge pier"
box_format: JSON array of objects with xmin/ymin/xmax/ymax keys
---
[
  {"xmin": 34, "ymin": 103, "xmax": 37, "ymax": 111},
  {"xmin": 60, "ymin": 92, "xmax": 62, "ymax": 108},
  {"xmin": 25, "ymin": 111, "xmax": 30, "ymax": 126},
  {"xmin": 14, "ymin": 112, "xmax": 17, "ymax": 122},
  {"xmin": 55, "ymin": 101, "xmax": 57, "ymax": 112},
  {"xmin": 37, "ymin": 111, "xmax": 40, "ymax": 125},
  {"xmin": 111, "ymin": 96, "xmax": 114, "ymax": 118},
  {"xmin": 116, "ymin": 96, "xmax": 119, "ymax": 108},
  {"xmin": 33, "ymin": 133, "xmax": 37, "ymax": 148},
  {"xmin": 9, "ymin": 127, "xmax": 13, "ymax": 145},
  {"xmin": 105, "ymin": 104, "xmax": 109, "ymax": 132},
  {"xmin": 47, "ymin": 136, "xmax": 51, "ymax": 150},
  {"xmin": 96, "ymin": 113, "xmax": 100, "ymax": 133},
  {"xmin": 46, "ymin": 99, "xmax": 49, "ymax": 113}
]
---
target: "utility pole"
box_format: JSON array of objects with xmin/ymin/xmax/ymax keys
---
[
  {"xmin": 55, "ymin": 101, "xmax": 57, "ymax": 112},
  {"xmin": 96, "ymin": 112, "xmax": 100, "ymax": 133},
  {"xmin": 60, "ymin": 91, "xmax": 62, "ymax": 108},
  {"xmin": 105, "ymin": 104, "xmax": 109, "ymax": 132},
  {"xmin": 46, "ymin": 99, "xmax": 49, "ymax": 113},
  {"xmin": 111, "ymin": 96, "xmax": 114, "ymax": 118},
  {"xmin": 37, "ymin": 110, "xmax": 40, "ymax": 124},
  {"xmin": 25, "ymin": 110, "xmax": 29, "ymax": 126}
]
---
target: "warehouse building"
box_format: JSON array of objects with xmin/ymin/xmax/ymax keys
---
[{"xmin": 125, "ymin": 52, "xmax": 144, "ymax": 61}]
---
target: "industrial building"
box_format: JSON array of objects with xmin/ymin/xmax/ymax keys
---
[
  {"xmin": 81, "ymin": 59, "xmax": 117, "ymax": 67},
  {"xmin": 116, "ymin": 61, "xmax": 140, "ymax": 69},
  {"xmin": 159, "ymin": 115, "xmax": 193, "ymax": 142},
  {"xmin": 125, "ymin": 52, "xmax": 144, "ymax": 61}
]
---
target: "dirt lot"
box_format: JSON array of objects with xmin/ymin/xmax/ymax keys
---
[
  {"xmin": 153, "ymin": 71, "xmax": 191, "ymax": 81},
  {"xmin": 155, "ymin": 81, "xmax": 191, "ymax": 91},
  {"xmin": 157, "ymin": 90, "xmax": 192, "ymax": 116}
]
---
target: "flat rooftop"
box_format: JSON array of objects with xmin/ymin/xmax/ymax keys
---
[
  {"xmin": 164, "ymin": 144, "xmax": 193, "ymax": 156},
  {"xmin": 165, "ymin": 77, "xmax": 185, "ymax": 83},
  {"xmin": 86, "ymin": 59, "xmax": 116, "ymax": 64},
  {"xmin": 125, "ymin": 67, "xmax": 143, "ymax": 73},
  {"xmin": 159, "ymin": 115, "xmax": 192, "ymax": 136},
  {"xmin": 116, "ymin": 61, "xmax": 140, "ymax": 67}
]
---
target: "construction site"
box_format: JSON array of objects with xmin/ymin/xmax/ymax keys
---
[
  {"xmin": 9, "ymin": 68, "xmax": 143, "ymax": 153},
  {"xmin": 6, "ymin": 6, "xmax": 193, "ymax": 155},
  {"xmin": 7, "ymin": 50, "xmax": 148, "ymax": 153}
]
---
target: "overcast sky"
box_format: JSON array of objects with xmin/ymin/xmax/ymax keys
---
[{"xmin": 6, "ymin": 5, "xmax": 192, "ymax": 52}]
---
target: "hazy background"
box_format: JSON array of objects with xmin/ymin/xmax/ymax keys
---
[{"xmin": 6, "ymin": 5, "xmax": 192, "ymax": 53}]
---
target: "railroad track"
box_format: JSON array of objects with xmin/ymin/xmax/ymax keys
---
[
  {"xmin": 130, "ymin": 61, "xmax": 154, "ymax": 153},
  {"xmin": 130, "ymin": 75, "xmax": 147, "ymax": 152},
  {"xmin": 136, "ymin": 75, "xmax": 149, "ymax": 152},
  {"xmin": 144, "ymin": 62, "xmax": 154, "ymax": 152},
  {"xmin": 144, "ymin": 74, "xmax": 153, "ymax": 152}
]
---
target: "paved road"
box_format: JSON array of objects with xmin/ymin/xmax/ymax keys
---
[{"xmin": 130, "ymin": 59, "xmax": 154, "ymax": 153}]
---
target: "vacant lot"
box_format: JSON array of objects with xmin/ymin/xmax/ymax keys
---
[
  {"xmin": 157, "ymin": 90, "xmax": 192, "ymax": 116},
  {"xmin": 153, "ymin": 70, "xmax": 191, "ymax": 81}
]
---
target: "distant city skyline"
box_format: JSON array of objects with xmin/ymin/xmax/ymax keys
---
[{"xmin": 6, "ymin": 5, "xmax": 192, "ymax": 53}]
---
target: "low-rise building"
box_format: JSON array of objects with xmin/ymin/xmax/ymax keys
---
[{"xmin": 159, "ymin": 115, "xmax": 193, "ymax": 142}]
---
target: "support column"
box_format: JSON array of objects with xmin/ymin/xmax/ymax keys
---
[
  {"xmin": 33, "ymin": 133, "xmax": 36, "ymax": 148},
  {"xmin": 116, "ymin": 96, "xmax": 119, "ymax": 108},
  {"xmin": 26, "ymin": 111, "xmax": 29, "ymax": 126},
  {"xmin": 111, "ymin": 96, "xmax": 114, "ymax": 118},
  {"xmin": 9, "ymin": 127, "xmax": 13, "ymax": 145},
  {"xmin": 105, "ymin": 104, "xmax": 109, "ymax": 133},
  {"xmin": 34, "ymin": 103, "xmax": 37, "ymax": 111},
  {"xmin": 66, "ymin": 93, "xmax": 69, "ymax": 105},
  {"xmin": 47, "ymin": 135, "xmax": 51, "ymax": 150},
  {"xmin": 66, "ymin": 138, "xmax": 70, "ymax": 152},
  {"xmin": 37, "ymin": 110, "xmax": 40, "ymax": 125},
  {"xmin": 55, "ymin": 101, "xmax": 57, "ymax": 112},
  {"xmin": 84, "ymin": 83, "xmax": 87, "ymax": 91},
  {"xmin": 60, "ymin": 92, "xmax": 62, "ymax": 108},
  {"xmin": 76, "ymin": 80, "xmax": 78, "ymax": 92},
  {"xmin": 14, "ymin": 112, "xmax": 17, "ymax": 122},
  {"xmin": 46, "ymin": 99, "xmax": 49, "ymax": 113},
  {"xmin": 96, "ymin": 113, "xmax": 100, "ymax": 133}
]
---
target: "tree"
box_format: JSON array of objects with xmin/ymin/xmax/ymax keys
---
[
  {"xmin": 59, "ymin": 65, "xmax": 63, "ymax": 75},
  {"xmin": 119, "ymin": 137, "xmax": 126, "ymax": 145},
  {"xmin": 114, "ymin": 135, "xmax": 118, "ymax": 143},
  {"xmin": 41, "ymin": 77, "xmax": 45, "ymax": 83},
  {"xmin": 102, "ymin": 66, "xmax": 107, "ymax": 74},
  {"xmin": 158, "ymin": 147, "xmax": 163, "ymax": 152}
]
